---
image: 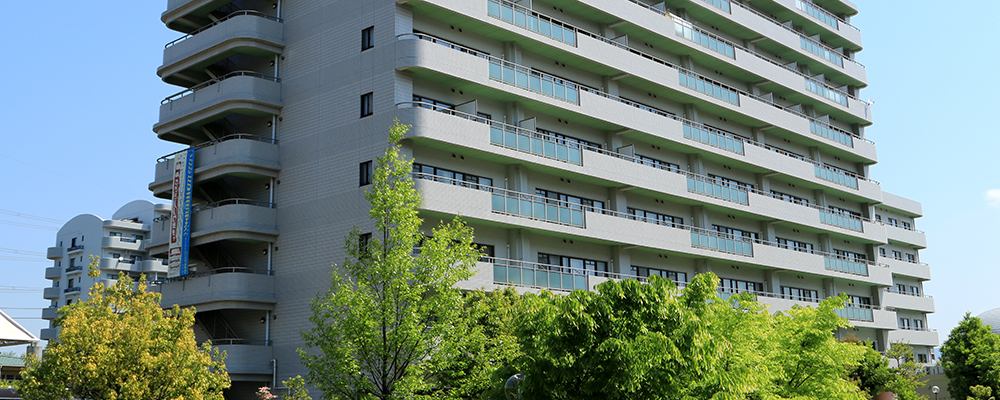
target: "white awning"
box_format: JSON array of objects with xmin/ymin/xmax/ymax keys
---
[{"xmin": 0, "ymin": 309, "xmax": 39, "ymax": 347}]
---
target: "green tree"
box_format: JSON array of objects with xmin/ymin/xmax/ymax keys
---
[
  {"xmin": 969, "ymin": 385, "xmax": 995, "ymax": 400},
  {"xmin": 850, "ymin": 342, "xmax": 926, "ymax": 400},
  {"xmin": 414, "ymin": 288, "xmax": 522, "ymax": 400},
  {"xmin": 17, "ymin": 256, "xmax": 230, "ymax": 400},
  {"xmin": 500, "ymin": 273, "xmax": 870, "ymax": 400},
  {"xmin": 941, "ymin": 313, "xmax": 1000, "ymax": 400},
  {"xmin": 299, "ymin": 121, "xmax": 483, "ymax": 400}
]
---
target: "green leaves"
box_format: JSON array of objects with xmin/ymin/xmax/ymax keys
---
[
  {"xmin": 299, "ymin": 121, "xmax": 482, "ymax": 400},
  {"xmin": 17, "ymin": 255, "xmax": 230, "ymax": 400},
  {"xmin": 941, "ymin": 313, "xmax": 1000, "ymax": 400}
]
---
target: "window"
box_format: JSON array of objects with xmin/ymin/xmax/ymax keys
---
[
  {"xmin": 875, "ymin": 214, "xmax": 882, "ymax": 222},
  {"xmin": 917, "ymin": 354, "xmax": 928, "ymax": 363},
  {"xmin": 476, "ymin": 243, "xmax": 495, "ymax": 262},
  {"xmin": 359, "ymin": 161, "xmax": 373, "ymax": 186},
  {"xmin": 834, "ymin": 249, "xmax": 867, "ymax": 262},
  {"xmin": 895, "ymin": 283, "xmax": 906, "ymax": 294},
  {"xmin": 828, "ymin": 205, "xmax": 861, "ymax": 219},
  {"xmin": 134, "ymin": 235, "xmax": 143, "ymax": 241},
  {"xmin": 535, "ymin": 189, "xmax": 605, "ymax": 214},
  {"xmin": 361, "ymin": 26, "xmax": 374, "ymax": 51},
  {"xmin": 111, "ymin": 253, "xmax": 121, "ymax": 259},
  {"xmin": 537, "ymin": 128, "xmax": 602, "ymax": 152},
  {"xmin": 130, "ymin": 255, "xmax": 142, "ymax": 263},
  {"xmin": 66, "ymin": 299, "xmax": 72, "ymax": 306},
  {"xmin": 634, "ymin": 266, "xmax": 687, "ymax": 285},
  {"xmin": 537, "ymin": 253, "xmax": 608, "ymax": 277},
  {"xmin": 709, "ymin": 175, "xmax": 755, "ymax": 190},
  {"xmin": 887, "ymin": 217, "xmax": 899, "ymax": 227},
  {"xmin": 914, "ymin": 319, "xmax": 925, "ymax": 330},
  {"xmin": 412, "ymin": 95, "xmax": 453, "ymax": 110},
  {"xmin": 720, "ymin": 278, "xmax": 763, "ymax": 294},
  {"xmin": 899, "ymin": 318, "xmax": 911, "ymax": 330},
  {"xmin": 412, "ymin": 164, "xmax": 493, "ymax": 190},
  {"xmin": 360, "ymin": 92, "xmax": 373, "ymax": 118},
  {"xmin": 636, "ymin": 154, "xmax": 680, "ymax": 172},
  {"xmin": 909, "ymin": 285, "xmax": 921, "ymax": 296},
  {"xmin": 878, "ymin": 247, "xmax": 886, "ymax": 257},
  {"xmin": 109, "ymin": 231, "xmax": 122, "ymax": 237},
  {"xmin": 905, "ymin": 253, "xmax": 916, "ymax": 263},
  {"xmin": 627, "ymin": 208, "xmax": 683, "ymax": 228},
  {"xmin": 782, "ymin": 286, "xmax": 820, "ymax": 302},
  {"xmin": 358, "ymin": 233, "xmax": 372, "ymax": 255},
  {"xmin": 892, "ymin": 250, "xmax": 902, "ymax": 260},
  {"xmin": 108, "ymin": 273, "xmax": 119, "ymax": 280},
  {"xmin": 846, "ymin": 295, "xmax": 872, "ymax": 307},
  {"xmin": 713, "ymin": 225, "xmax": 759, "ymax": 241},
  {"xmin": 771, "ymin": 190, "xmax": 809, "ymax": 206},
  {"xmin": 902, "ymin": 221, "xmax": 912, "ymax": 230},
  {"xmin": 776, "ymin": 237, "xmax": 814, "ymax": 253}
]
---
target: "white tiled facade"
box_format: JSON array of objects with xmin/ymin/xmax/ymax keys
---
[{"xmin": 150, "ymin": 0, "xmax": 936, "ymax": 397}]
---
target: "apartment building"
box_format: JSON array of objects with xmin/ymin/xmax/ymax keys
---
[
  {"xmin": 150, "ymin": 0, "xmax": 935, "ymax": 396},
  {"xmin": 41, "ymin": 200, "xmax": 169, "ymax": 341}
]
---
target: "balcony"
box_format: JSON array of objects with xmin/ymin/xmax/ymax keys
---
[
  {"xmin": 46, "ymin": 247, "xmax": 61, "ymax": 260},
  {"xmin": 400, "ymin": 105, "xmax": 885, "ymax": 244},
  {"xmin": 142, "ymin": 260, "xmax": 169, "ymax": 274},
  {"xmin": 154, "ymin": 268, "xmax": 276, "ymax": 312},
  {"xmin": 67, "ymin": 245, "xmax": 84, "ymax": 254},
  {"xmin": 63, "ymin": 286, "xmax": 82, "ymax": 294},
  {"xmin": 881, "ymin": 192, "xmax": 923, "ymax": 217},
  {"xmin": 147, "ymin": 199, "xmax": 278, "ymax": 257},
  {"xmin": 154, "ymin": 72, "xmax": 282, "ymax": 145},
  {"xmin": 102, "ymin": 236, "xmax": 144, "ymax": 251},
  {"xmin": 885, "ymin": 224, "xmax": 927, "ymax": 249},
  {"xmin": 887, "ymin": 328, "xmax": 939, "ymax": 348},
  {"xmin": 43, "ymin": 287, "xmax": 61, "ymax": 299},
  {"xmin": 413, "ymin": 173, "xmax": 892, "ymax": 285},
  {"xmin": 149, "ymin": 134, "xmax": 280, "ymax": 198},
  {"xmin": 159, "ymin": 11, "xmax": 285, "ymax": 87},
  {"xmin": 214, "ymin": 343, "xmax": 274, "ymax": 380},
  {"xmin": 882, "ymin": 289, "xmax": 935, "ymax": 313},
  {"xmin": 44, "ymin": 267, "xmax": 62, "ymax": 280},
  {"xmin": 162, "ymin": 0, "xmax": 236, "ymax": 32},
  {"xmin": 66, "ymin": 265, "xmax": 84, "ymax": 274},
  {"xmin": 748, "ymin": 0, "xmax": 862, "ymax": 47},
  {"xmin": 41, "ymin": 306, "xmax": 58, "ymax": 321},
  {"xmin": 40, "ymin": 328, "xmax": 59, "ymax": 341},
  {"xmin": 98, "ymin": 257, "xmax": 140, "ymax": 273},
  {"xmin": 879, "ymin": 256, "xmax": 930, "ymax": 281}
]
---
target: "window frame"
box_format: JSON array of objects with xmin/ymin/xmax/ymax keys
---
[
  {"xmin": 360, "ymin": 92, "xmax": 374, "ymax": 118},
  {"xmin": 361, "ymin": 26, "xmax": 374, "ymax": 51}
]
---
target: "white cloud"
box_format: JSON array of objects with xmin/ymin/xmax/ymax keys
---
[{"xmin": 987, "ymin": 189, "xmax": 1000, "ymax": 209}]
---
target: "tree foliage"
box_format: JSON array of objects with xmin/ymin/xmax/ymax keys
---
[
  {"xmin": 850, "ymin": 342, "xmax": 926, "ymax": 400},
  {"xmin": 17, "ymin": 256, "xmax": 230, "ymax": 400},
  {"xmin": 502, "ymin": 272, "xmax": 869, "ymax": 400},
  {"xmin": 299, "ymin": 121, "xmax": 483, "ymax": 400},
  {"xmin": 941, "ymin": 313, "xmax": 1000, "ymax": 400}
]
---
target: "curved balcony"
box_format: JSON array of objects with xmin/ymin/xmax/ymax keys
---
[
  {"xmin": 103, "ymin": 218, "xmax": 149, "ymax": 231},
  {"xmin": 149, "ymin": 134, "xmax": 280, "ymax": 198},
  {"xmin": 887, "ymin": 328, "xmax": 939, "ymax": 348},
  {"xmin": 215, "ymin": 343, "xmax": 274, "ymax": 381},
  {"xmin": 102, "ymin": 236, "xmax": 144, "ymax": 251},
  {"xmin": 399, "ymin": 104, "xmax": 885, "ymax": 244},
  {"xmin": 46, "ymin": 247, "xmax": 62, "ymax": 260},
  {"xmin": 45, "ymin": 267, "xmax": 62, "ymax": 280},
  {"xmin": 147, "ymin": 200, "xmax": 278, "ymax": 257},
  {"xmin": 154, "ymin": 71, "xmax": 282, "ymax": 145},
  {"xmin": 142, "ymin": 260, "xmax": 169, "ymax": 274},
  {"xmin": 413, "ymin": 173, "xmax": 891, "ymax": 285},
  {"xmin": 159, "ymin": 11, "xmax": 284, "ymax": 87},
  {"xmin": 154, "ymin": 268, "xmax": 276, "ymax": 312},
  {"xmin": 43, "ymin": 287, "xmax": 61, "ymax": 300},
  {"xmin": 41, "ymin": 306, "xmax": 58, "ymax": 321},
  {"xmin": 162, "ymin": 0, "xmax": 236, "ymax": 33},
  {"xmin": 882, "ymin": 289, "xmax": 935, "ymax": 313},
  {"xmin": 40, "ymin": 327, "xmax": 59, "ymax": 341}
]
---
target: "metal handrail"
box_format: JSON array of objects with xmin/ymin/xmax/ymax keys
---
[
  {"xmin": 883, "ymin": 288, "xmax": 933, "ymax": 299},
  {"xmin": 192, "ymin": 198, "xmax": 276, "ymax": 213},
  {"xmin": 67, "ymin": 245, "xmax": 84, "ymax": 252},
  {"xmin": 157, "ymin": 134, "xmax": 278, "ymax": 163},
  {"xmin": 164, "ymin": 10, "xmax": 282, "ymax": 49},
  {"xmin": 66, "ymin": 265, "xmax": 83, "ymax": 272},
  {"xmin": 161, "ymin": 71, "xmax": 280, "ymax": 105},
  {"xmin": 884, "ymin": 222, "xmax": 925, "ymax": 234},
  {"xmin": 399, "ymin": 101, "xmax": 880, "ymax": 223},
  {"xmin": 486, "ymin": 256, "xmax": 687, "ymax": 288},
  {"xmin": 154, "ymin": 266, "xmax": 273, "ymax": 284},
  {"xmin": 63, "ymin": 286, "xmax": 82, "ymax": 293},
  {"xmin": 211, "ymin": 339, "xmax": 273, "ymax": 346},
  {"xmin": 896, "ymin": 326, "xmax": 937, "ymax": 332},
  {"xmin": 876, "ymin": 255, "xmax": 929, "ymax": 267}
]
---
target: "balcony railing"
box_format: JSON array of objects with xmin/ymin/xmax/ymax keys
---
[
  {"xmin": 835, "ymin": 304, "xmax": 877, "ymax": 322},
  {"xmin": 487, "ymin": 0, "xmax": 577, "ymax": 46},
  {"xmin": 824, "ymin": 256, "xmax": 870, "ymax": 276},
  {"xmin": 400, "ymin": 101, "xmax": 882, "ymax": 226},
  {"xmin": 67, "ymin": 245, "xmax": 84, "ymax": 252},
  {"xmin": 161, "ymin": 71, "xmax": 281, "ymax": 105},
  {"xmin": 673, "ymin": 17, "xmax": 736, "ymax": 59},
  {"xmin": 165, "ymin": 11, "xmax": 282, "ymax": 49},
  {"xmin": 489, "ymin": 256, "xmax": 686, "ymax": 292},
  {"xmin": 192, "ymin": 198, "xmax": 276, "ymax": 213},
  {"xmin": 157, "ymin": 134, "xmax": 278, "ymax": 163},
  {"xmin": 154, "ymin": 266, "xmax": 273, "ymax": 284},
  {"xmin": 210, "ymin": 339, "xmax": 273, "ymax": 346},
  {"xmin": 66, "ymin": 265, "xmax": 83, "ymax": 273},
  {"xmin": 690, "ymin": 227, "xmax": 754, "ymax": 256},
  {"xmin": 487, "ymin": 58, "xmax": 580, "ymax": 104},
  {"xmin": 818, "ymin": 209, "xmax": 864, "ymax": 232},
  {"xmin": 884, "ymin": 288, "xmax": 933, "ymax": 299},
  {"xmin": 64, "ymin": 286, "xmax": 82, "ymax": 294}
]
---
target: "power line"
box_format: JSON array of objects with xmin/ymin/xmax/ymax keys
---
[
  {"xmin": 0, "ymin": 256, "xmax": 49, "ymax": 263},
  {"xmin": 0, "ymin": 308, "xmax": 44, "ymax": 310},
  {"xmin": 0, "ymin": 153, "xmax": 117, "ymax": 191},
  {"xmin": 0, "ymin": 248, "xmax": 47, "ymax": 256},
  {"xmin": 0, "ymin": 220, "xmax": 59, "ymax": 231},
  {"xmin": 0, "ymin": 209, "xmax": 63, "ymax": 225}
]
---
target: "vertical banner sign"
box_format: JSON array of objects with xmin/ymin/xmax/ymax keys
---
[{"xmin": 167, "ymin": 149, "xmax": 196, "ymax": 278}]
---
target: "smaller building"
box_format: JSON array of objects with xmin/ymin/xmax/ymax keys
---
[{"xmin": 41, "ymin": 200, "xmax": 170, "ymax": 341}]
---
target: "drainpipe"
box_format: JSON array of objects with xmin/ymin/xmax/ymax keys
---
[{"xmin": 272, "ymin": 359, "xmax": 278, "ymax": 388}]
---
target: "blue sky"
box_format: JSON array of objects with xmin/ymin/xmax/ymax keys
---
[{"xmin": 0, "ymin": 1, "xmax": 996, "ymax": 354}]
